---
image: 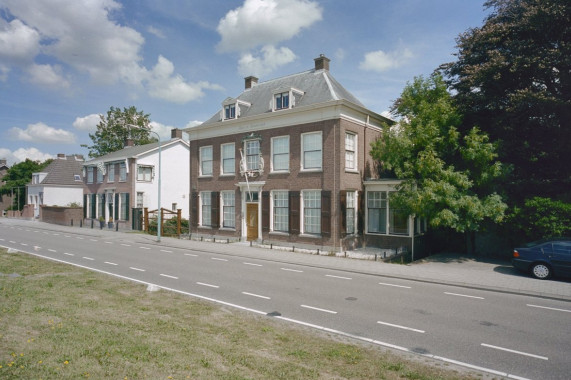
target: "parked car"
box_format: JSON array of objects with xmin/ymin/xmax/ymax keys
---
[{"xmin": 512, "ymin": 238, "xmax": 571, "ymax": 279}]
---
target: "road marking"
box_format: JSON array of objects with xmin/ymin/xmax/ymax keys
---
[
  {"xmin": 211, "ymin": 257, "xmax": 228, "ymax": 261},
  {"xmin": 325, "ymin": 274, "xmax": 352, "ymax": 280},
  {"xmin": 48, "ymin": 249, "xmax": 56, "ymax": 252},
  {"xmin": 90, "ymin": 239, "xmax": 98, "ymax": 242},
  {"xmin": 377, "ymin": 321, "xmax": 425, "ymax": 333},
  {"xmin": 64, "ymin": 235, "xmax": 70, "ymax": 238},
  {"xmin": 139, "ymin": 247, "xmax": 151, "ymax": 250},
  {"xmin": 160, "ymin": 274, "xmax": 178, "ymax": 280},
  {"xmin": 43, "ymin": 232, "xmax": 49, "ymax": 235},
  {"xmin": 83, "ymin": 257, "xmax": 95, "ymax": 261},
  {"xmin": 160, "ymin": 249, "xmax": 172, "ymax": 253},
  {"xmin": 64, "ymin": 253, "xmax": 74, "ymax": 256},
  {"xmin": 378, "ymin": 282, "xmax": 411, "ymax": 289},
  {"xmin": 53, "ymin": 233, "xmax": 60, "ymax": 236},
  {"xmin": 301, "ymin": 305, "xmax": 337, "ymax": 314},
  {"xmin": 184, "ymin": 253, "xmax": 198, "ymax": 257},
  {"xmin": 105, "ymin": 241, "xmax": 113, "ymax": 244},
  {"xmin": 121, "ymin": 243, "xmax": 131, "ymax": 247},
  {"xmin": 9, "ymin": 240, "xmax": 16, "ymax": 243},
  {"xmin": 444, "ymin": 292, "xmax": 484, "ymax": 300},
  {"xmin": 527, "ymin": 304, "xmax": 571, "ymax": 313},
  {"xmin": 481, "ymin": 343, "xmax": 548, "ymax": 360},
  {"xmin": 104, "ymin": 262, "xmax": 118, "ymax": 266},
  {"xmin": 281, "ymin": 268, "xmax": 303, "ymax": 273},
  {"xmin": 0, "ymin": 238, "xmax": 4, "ymax": 241},
  {"xmin": 34, "ymin": 246, "xmax": 41, "ymax": 250},
  {"xmin": 243, "ymin": 262, "xmax": 262, "ymax": 267},
  {"xmin": 76, "ymin": 237, "xmax": 84, "ymax": 240},
  {"xmin": 197, "ymin": 282, "xmax": 219, "ymax": 288},
  {"xmin": 129, "ymin": 267, "xmax": 145, "ymax": 272},
  {"xmin": 242, "ymin": 292, "xmax": 270, "ymax": 299},
  {"xmin": 20, "ymin": 243, "xmax": 28, "ymax": 246}
]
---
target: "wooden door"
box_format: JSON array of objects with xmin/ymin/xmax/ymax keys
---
[{"xmin": 246, "ymin": 203, "xmax": 258, "ymax": 241}]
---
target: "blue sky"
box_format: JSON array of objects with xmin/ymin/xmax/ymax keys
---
[{"xmin": 0, "ymin": 0, "xmax": 489, "ymax": 165}]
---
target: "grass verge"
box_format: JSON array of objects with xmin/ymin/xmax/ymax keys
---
[{"xmin": 0, "ymin": 248, "xmax": 486, "ymax": 379}]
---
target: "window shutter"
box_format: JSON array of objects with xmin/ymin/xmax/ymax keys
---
[
  {"xmin": 211, "ymin": 191, "xmax": 220, "ymax": 228},
  {"xmin": 262, "ymin": 191, "xmax": 270, "ymax": 232},
  {"xmin": 83, "ymin": 194, "xmax": 87, "ymax": 218},
  {"xmin": 91, "ymin": 194, "xmax": 96, "ymax": 218},
  {"xmin": 115, "ymin": 193, "xmax": 119, "ymax": 220},
  {"xmin": 289, "ymin": 191, "xmax": 300, "ymax": 235},
  {"xmin": 191, "ymin": 192, "xmax": 198, "ymax": 227},
  {"xmin": 339, "ymin": 190, "xmax": 347, "ymax": 236},
  {"xmin": 125, "ymin": 193, "xmax": 130, "ymax": 221},
  {"xmin": 358, "ymin": 190, "xmax": 365, "ymax": 235},
  {"xmin": 321, "ymin": 190, "xmax": 331, "ymax": 237}
]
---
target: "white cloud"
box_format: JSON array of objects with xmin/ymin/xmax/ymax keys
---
[
  {"xmin": 25, "ymin": 64, "xmax": 70, "ymax": 88},
  {"xmin": 238, "ymin": 45, "xmax": 296, "ymax": 77},
  {"xmin": 185, "ymin": 120, "xmax": 202, "ymax": 129},
  {"xmin": 359, "ymin": 48, "xmax": 414, "ymax": 72},
  {"xmin": 73, "ymin": 114, "xmax": 101, "ymax": 132},
  {"xmin": 146, "ymin": 55, "xmax": 223, "ymax": 104},
  {"xmin": 149, "ymin": 121, "xmax": 175, "ymax": 141},
  {"xmin": 147, "ymin": 26, "xmax": 166, "ymax": 39},
  {"xmin": 217, "ymin": 0, "xmax": 322, "ymax": 52},
  {"xmin": 0, "ymin": 147, "xmax": 54, "ymax": 165},
  {"xmin": 8, "ymin": 122, "xmax": 76, "ymax": 144},
  {"xmin": 0, "ymin": 18, "xmax": 41, "ymax": 64}
]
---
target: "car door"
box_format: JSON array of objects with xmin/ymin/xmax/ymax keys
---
[{"xmin": 550, "ymin": 242, "xmax": 571, "ymax": 276}]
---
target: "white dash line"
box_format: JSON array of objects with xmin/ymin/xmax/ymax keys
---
[
  {"xmin": 160, "ymin": 249, "xmax": 172, "ymax": 253},
  {"xmin": 211, "ymin": 257, "xmax": 228, "ymax": 261},
  {"xmin": 121, "ymin": 244, "xmax": 131, "ymax": 247},
  {"xmin": 9, "ymin": 240, "xmax": 16, "ymax": 243},
  {"xmin": 377, "ymin": 321, "xmax": 425, "ymax": 333},
  {"xmin": 83, "ymin": 257, "xmax": 95, "ymax": 261},
  {"xmin": 139, "ymin": 247, "xmax": 151, "ymax": 250},
  {"xmin": 243, "ymin": 262, "xmax": 262, "ymax": 267},
  {"xmin": 53, "ymin": 233, "xmax": 60, "ymax": 236},
  {"xmin": 481, "ymin": 343, "xmax": 548, "ymax": 360},
  {"xmin": 0, "ymin": 238, "xmax": 4, "ymax": 241},
  {"xmin": 90, "ymin": 239, "xmax": 98, "ymax": 242},
  {"xmin": 379, "ymin": 282, "xmax": 411, "ymax": 289},
  {"xmin": 197, "ymin": 282, "xmax": 219, "ymax": 288},
  {"xmin": 184, "ymin": 253, "xmax": 198, "ymax": 257},
  {"xmin": 242, "ymin": 292, "xmax": 270, "ymax": 299},
  {"xmin": 301, "ymin": 305, "xmax": 337, "ymax": 314},
  {"xmin": 281, "ymin": 268, "xmax": 303, "ymax": 273},
  {"xmin": 48, "ymin": 249, "xmax": 56, "ymax": 252},
  {"xmin": 20, "ymin": 243, "xmax": 28, "ymax": 246},
  {"xmin": 64, "ymin": 253, "xmax": 74, "ymax": 256},
  {"xmin": 64, "ymin": 235, "xmax": 71, "ymax": 238},
  {"xmin": 325, "ymin": 274, "xmax": 352, "ymax": 280},
  {"xmin": 104, "ymin": 241, "xmax": 113, "ymax": 244},
  {"xmin": 76, "ymin": 237, "xmax": 84, "ymax": 240},
  {"xmin": 444, "ymin": 292, "xmax": 484, "ymax": 300},
  {"xmin": 129, "ymin": 267, "xmax": 146, "ymax": 272},
  {"xmin": 160, "ymin": 274, "xmax": 178, "ymax": 279},
  {"xmin": 527, "ymin": 304, "xmax": 571, "ymax": 313},
  {"xmin": 104, "ymin": 262, "xmax": 118, "ymax": 266}
]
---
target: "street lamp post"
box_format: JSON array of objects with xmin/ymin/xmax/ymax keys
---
[{"xmin": 126, "ymin": 124, "xmax": 161, "ymax": 242}]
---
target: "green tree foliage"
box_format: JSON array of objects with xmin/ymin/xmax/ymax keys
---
[
  {"xmin": 442, "ymin": 0, "xmax": 571, "ymax": 201},
  {"xmin": 371, "ymin": 74, "xmax": 507, "ymax": 253},
  {"xmin": 0, "ymin": 158, "xmax": 52, "ymax": 210},
  {"xmin": 510, "ymin": 197, "xmax": 571, "ymax": 241},
  {"xmin": 81, "ymin": 106, "xmax": 156, "ymax": 158}
]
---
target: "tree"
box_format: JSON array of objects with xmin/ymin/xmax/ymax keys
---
[
  {"xmin": 371, "ymin": 74, "xmax": 507, "ymax": 254},
  {"xmin": 0, "ymin": 158, "xmax": 52, "ymax": 210},
  {"xmin": 442, "ymin": 0, "xmax": 571, "ymax": 201},
  {"xmin": 81, "ymin": 106, "xmax": 156, "ymax": 158}
]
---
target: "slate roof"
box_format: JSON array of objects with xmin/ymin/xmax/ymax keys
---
[
  {"xmin": 83, "ymin": 138, "xmax": 188, "ymax": 166},
  {"xmin": 35, "ymin": 156, "xmax": 84, "ymax": 186},
  {"xmin": 200, "ymin": 68, "xmax": 367, "ymax": 126}
]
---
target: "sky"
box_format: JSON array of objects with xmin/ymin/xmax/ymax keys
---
[{"xmin": 0, "ymin": 0, "xmax": 490, "ymax": 165}]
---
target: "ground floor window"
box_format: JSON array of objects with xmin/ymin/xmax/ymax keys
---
[
  {"xmin": 367, "ymin": 191, "xmax": 387, "ymax": 233},
  {"xmin": 136, "ymin": 192, "xmax": 144, "ymax": 208},
  {"xmin": 98, "ymin": 193, "xmax": 105, "ymax": 219},
  {"xmin": 120, "ymin": 193, "xmax": 129, "ymax": 221},
  {"xmin": 302, "ymin": 190, "xmax": 321, "ymax": 234},
  {"xmin": 346, "ymin": 191, "xmax": 356, "ymax": 234},
  {"xmin": 272, "ymin": 191, "xmax": 289, "ymax": 232},
  {"xmin": 222, "ymin": 191, "xmax": 235, "ymax": 228},
  {"xmin": 201, "ymin": 191, "xmax": 211, "ymax": 226}
]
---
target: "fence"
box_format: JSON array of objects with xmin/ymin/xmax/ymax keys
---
[{"xmin": 144, "ymin": 207, "xmax": 189, "ymax": 238}]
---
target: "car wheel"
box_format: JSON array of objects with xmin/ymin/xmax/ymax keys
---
[{"xmin": 530, "ymin": 263, "xmax": 551, "ymax": 279}]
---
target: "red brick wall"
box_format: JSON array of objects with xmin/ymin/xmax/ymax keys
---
[{"xmin": 40, "ymin": 206, "xmax": 83, "ymax": 226}]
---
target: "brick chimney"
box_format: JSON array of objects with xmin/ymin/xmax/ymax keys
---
[
  {"xmin": 314, "ymin": 54, "xmax": 330, "ymax": 71},
  {"xmin": 125, "ymin": 138, "xmax": 134, "ymax": 147},
  {"xmin": 57, "ymin": 153, "xmax": 66, "ymax": 159},
  {"xmin": 171, "ymin": 128, "xmax": 183, "ymax": 139},
  {"xmin": 245, "ymin": 76, "xmax": 258, "ymax": 89},
  {"xmin": 0, "ymin": 159, "xmax": 7, "ymax": 166}
]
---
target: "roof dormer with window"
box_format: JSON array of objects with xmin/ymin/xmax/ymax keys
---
[
  {"xmin": 271, "ymin": 86, "xmax": 304, "ymax": 112},
  {"xmin": 221, "ymin": 97, "xmax": 251, "ymax": 121}
]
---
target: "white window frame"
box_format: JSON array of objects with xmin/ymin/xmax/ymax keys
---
[
  {"xmin": 244, "ymin": 139, "xmax": 261, "ymax": 171},
  {"xmin": 345, "ymin": 132, "xmax": 357, "ymax": 171},
  {"xmin": 119, "ymin": 163, "xmax": 127, "ymax": 182},
  {"xmin": 301, "ymin": 131, "xmax": 322, "ymax": 171},
  {"xmin": 224, "ymin": 104, "xmax": 236, "ymax": 120},
  {"xmin": 271, "ymin": 190, "xmax": 289, "ymax": 233},
  {"xmin": 96, "ymin": 167, "xmax": 103, "ymax": 183},
  {"xmin": 346, "ymin": 191, "xmax": 357, "ymax": 235},
  {"xmin": 107, "ymin": 163, "xmax": 115, "ymax": 182},
  {"xmin": 271, "ymin": 135, "xmax": 289, "ymax": 172},
  {"xmin": 137, "ymin": 165, "xmax": 153, "ymax": 182},
  {"xmin": 199, "ymin": 146, "xmax": 213, "ymax": 177},
  {"xmin": 221, "ymin": 191, "xmax": 235, "ymax": 229},
  {"xmin": 301, "ymin": 190, "xmax": 321, "ymax": 236},
  {"xmin": 87, "ymin": 167, "xmax": 94, "ymax": 183},
  {"xmin": 220, "ymin": 143, "xmax": 235, "ymax": 175},
  {"xmin": 136, "ymin": 192, "xmax": 144, "ymax": 208},
  {"xmin": 200, "ymin": 191, "xmax": 212, "ymax": 227},
  {"xmin": 274, "ymin": 91, "xmax": 290, "ymax": 110}
]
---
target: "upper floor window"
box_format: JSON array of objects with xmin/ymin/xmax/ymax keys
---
[
  {"xmin": 245, "ymin": 140, "xmax": 260, "ymax": 170},
  {"xmin": 225, "ymin": 104, "xmax": 236, "ymax": 119},
  {"xmin": 96, "ymin": 167, "xmax": 103, "ymax": 183},
  {"xmin": 200, "ymin": 146, "xmax": 213, "ymax": 176},
  {"xmin": 119, "ymin": 162, "xmax": 127, "ymax": 182},
  {"xmin": 274, "ymin": 92, "xmax": 289, "ymax": 110},
  {"xmin": 137, "ymin": 165, "xmax": 153, "ymax": 182},
  {"xmin": 107, "ymin": 163, "xmax": 115, "ymax": 182},
  {"xmin": 32, "ymin": 174, "xmax": 40, "ymax": 184},
  {"xmin": 301, "ymin": 131, "xmax": 322, "ymax": 170},
  {"xmin": 345, "ymin": 132, "xmax": 357, "ymax": 171},
  {"xmin": 221, "ymin": 143, "xmax": 235, "ymax": 175},
  {"xmin": 74, "ymin": 174, "xmax": 81, "ymax": 182},
  {"xmin": 87, "ymin": 167, "xmax": 94, "ymax": 183},
  {"xmin": 271, "ymin": 136, "xmax": 289, "ymax": 172}
]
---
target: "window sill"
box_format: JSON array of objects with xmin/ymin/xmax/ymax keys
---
[
  {"xmin": 198, "ymin": 226, "xmax": 212, "ymax": 230},
  {"xmin": 270, "ymin": 231, "xmax": 290, "ymax": 237},
  {"xmin": 345, "ymin": 169, "xmax": 359, "ymax": 174},
  {"xmin": 299, "ymin": 233, "xmax": 321, "ymax": 239},
  {"xmin": 269, "ymin": 170, "xmax": 290, "ymax": 175},
  {"xmin": 220, "ymin": 227, "xmax": 236, "ymax": 231},
  {"xmin": 219, "ymin": 174, "xmax": 235, "ymax": 177},
  {"xmin": 198, "ymin": 175, "xmax": 213, "ymax": 179},
  {"xmin": 300, "ymin": 169, "xmax": 323, "ymax": 173}
]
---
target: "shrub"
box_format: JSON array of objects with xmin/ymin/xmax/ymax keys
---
[{"xmin": 511, "ymin": 197, "xmax": 571, "ymax": 241}]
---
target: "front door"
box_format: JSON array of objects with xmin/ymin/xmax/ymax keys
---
[{"xmin": 246, "ymin": 203, "xmax": 258, "ymax": 241}]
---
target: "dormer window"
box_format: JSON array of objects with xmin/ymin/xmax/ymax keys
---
[
  {"xmin": 221, "ymin": 98, "xmax": 251, "ymax": 121},
  {"xmin": 272, "ymin": 87, "xmax": 304, "ymax": 112},
  {"xmin": 225, "ymin": 104, "xmax": 236, "ymax": 119},
  {"xmin": 275, "ymin": 92, "xmax": 289, "ymax": 110}
]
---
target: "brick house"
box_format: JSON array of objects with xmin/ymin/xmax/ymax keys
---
[
  {"xmin": 82, "ymin": 129, "xmax": 189, "ymax": 229},
  {"xmin": 186, "ymin": 55, "xmax": 425, "ymax": 253},
  {"xmin": 26, "ymin": 154, "xmax": 85, "ymax": 218}
]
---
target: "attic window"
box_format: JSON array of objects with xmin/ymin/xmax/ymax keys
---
[
  {"xmin": 74, "ymin": 175, "xmax": 81, "ymax": 181},
  {"xmin": 272, "ymin": 87, "xmax": 303, "ymax": 112},
  {"xmin": 275, "ymin": 92, "xmax": 289, "ymax": 110},
  {"xmin": 225, "ymin": 104, "xmax": 236, "ymax": 119},
  {"xmin": 221, "ymin": 98, "xmax": 251, "ymax": 121}
]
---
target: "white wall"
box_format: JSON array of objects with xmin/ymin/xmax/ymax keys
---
[{"xmin": 27, "ymin": 185, "xmax": 83, "ymax": 217}]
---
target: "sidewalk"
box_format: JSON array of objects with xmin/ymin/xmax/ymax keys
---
[{"xmin": 5, "ymin": 219, "xmax": 571, "ymax": 301}]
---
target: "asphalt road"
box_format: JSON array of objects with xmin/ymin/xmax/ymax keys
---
[{"xmin": 1, "ymin": 220, "xmax": 570, "ymax": 380}]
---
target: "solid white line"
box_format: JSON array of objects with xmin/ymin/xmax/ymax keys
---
[
  {"xmin": 527, "ymin": 304, "xmax": 571, "ymax": 313},
  {"xmin": 481, "ymin": 344, "xmax": 548, "ymax": 360},
  {"xmin": 139, "ymin": 247, "xmax": 151, "ymax": 250},
  {"xmin": 184, "ymin": 253, "xmax": 198, "ymax": 257},
  {"xmin": 105, "ymin": 241, "xmax": 113, "ymax": 244},
  {"xmin": 160, "ymin": 249, "xmax": 172, "ymax": 253},
  {"xmin": 211, "ymin": 257, "xmax": 228, "ymax": 261},
  {"xmin": 444, "ymin": 292, "xmax": 484, "ymax": 300},
  {"xmin": 104, "ymin": 262, "xmax": 118, "ymax": 266},
  {"xmin": 242, "ymin": 292, "xmax": 270, "ymax": 299},
  {"xmin": 197, "ymin": 282, "xmax": 219, "ymax": 288},
  {"xmin": 377, "ymin": 321, "xmax": 425, "ymax": 333},
  {"xmin": 301, "ymin": 304, "xmax": 337, "ymax": 314},
  {"xmin": 379, "ymin": 282, "xmax": 411, "ymax": 289},
  {"xmin": 325, "ymin": 274, "xmax": 352, "ymax": 280},
  {"xmin": 48, "ymin": 249, "xmax": 56, "ymax": 252},
  {"xmin": 64, "ymin": 253, "xmax": 74, "ymax": 256},
  {"xmin": 83, "ymin": 257, "xmax": 94, "ymax": 261},
  {"xmin": 129, "ymin": 267, "xmax": 145, "ymax": 272},
  {"xmin": 243, "ymin": 262, "xmax": 262, "ymax": 267},
  {"xmin": 160, "ymin": 274, "xmax": 178, "ymax": 280},
  {"xmin": 281, "ymin": 268, "xmax": 303, "ymax": 273},
  {"xmin": 121, "ymin": 244, "xmax": 131, "ymax": 247}
]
